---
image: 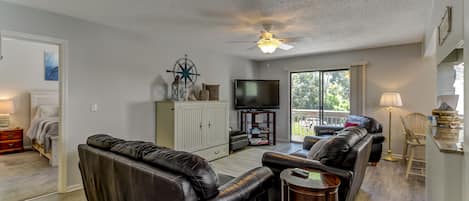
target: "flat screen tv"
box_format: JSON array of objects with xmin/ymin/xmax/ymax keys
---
[{"xmin": 234, "ymin": 80, "xmax": 279, "ymax": 109}]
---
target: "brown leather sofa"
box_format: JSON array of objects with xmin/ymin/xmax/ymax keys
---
[
  {"xmin": 78, "ymin": 134, "xmax": 274, "ymax": 201},
  {"xmin": 262, "ymin": 127, "xmax": 372, "ymax": 201},
  {"xmin": 309, "ymin": 115, "xmax": 384, "ymax": 164}
]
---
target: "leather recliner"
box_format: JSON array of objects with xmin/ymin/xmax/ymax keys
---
[
  {"xmin": 304, "ymin": 115, "xmax": 385, "ymax": 164},
  {"xmin": 78, "ymin": 134, "xmax": 274, "ymax": 201},
  {"xmin": 262, "ymin": 127, "xmax": 373, "ymax": 201}
]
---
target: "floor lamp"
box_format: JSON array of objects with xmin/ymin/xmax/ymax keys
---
[{"xmin": 380, "ymin": 92, "xmax": 403, "ymax": 162}]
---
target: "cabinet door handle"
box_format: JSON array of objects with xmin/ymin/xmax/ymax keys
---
[
  {"xmin": 200, "ymin": 122, "xmax": 203, "ymax": 130},
  {"xmin": 8, "ymin": 143, "xmax": 14, "ymax": 147},
  {"xmin": 7, "ymin": 134, "xmax": 13, "ymax": 139},
  {"xmin": 214, "ymin": 151, "xmax": 219, "ymax": 154},
  {"xmin": 208, "ymin": 121, "xmax": 211, "ymax": 128}
]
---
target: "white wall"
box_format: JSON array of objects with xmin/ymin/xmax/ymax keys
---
[
  {"xmin": 463, "ymin": 0, "xmax": 469, "ymax": 200},
  {"xmin": 0, "ymin": 39, "xmax": 59, "ymax": 146},
  {"xmin": 257, "ymin": 44, "xmax": 436, "ymax": 156},
  {"xmin": 0, "ymin": 2, "xmax": 255, "ymax": 187},
  {"xmin": 424, "ymin": 0, "xmax": 464, "ymax": 63}
]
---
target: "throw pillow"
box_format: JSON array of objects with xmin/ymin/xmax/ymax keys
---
[{"xmin": 344, "ymin": 122, "xmax": 359, "ymax": 128}]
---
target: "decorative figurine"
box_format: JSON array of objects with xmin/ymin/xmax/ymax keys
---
[{"xmin": 171, "ymin": 75, "xmax": 180, "ymax": 101}]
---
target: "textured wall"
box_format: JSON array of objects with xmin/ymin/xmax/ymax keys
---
[{"xmin": 0, "ymin": 2, "xmax": 255, "ymax": 187}]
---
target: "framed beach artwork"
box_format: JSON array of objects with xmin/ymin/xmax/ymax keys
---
[{"xmin": 44, "ymin": 51, "xmax": 59, "ymax": 81}]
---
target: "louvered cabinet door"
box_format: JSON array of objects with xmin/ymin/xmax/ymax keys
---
[
  {"xmin": 175, "ymin": 103, "xmax": 205, "ymax": 152},
  {"xmin": 204, "ymin": 103, "xmax": 229, "ymax": 147}
]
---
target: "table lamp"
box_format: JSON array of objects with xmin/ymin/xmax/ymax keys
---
[
  {"xmin": 0, "ymin": 99, "xmax": 14, "ymax": 128},
  {"xmin": 380, "ymin": 92, "xmax": 403, "ymax": 162}
]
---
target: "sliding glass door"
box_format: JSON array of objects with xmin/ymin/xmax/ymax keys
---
[{"xmin": 290, "ymin": 69, "xmax": 351, "ymax": 142}]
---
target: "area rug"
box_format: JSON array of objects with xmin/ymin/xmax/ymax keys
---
[{"xmin": 210, "ymin": 148, "xmax": 268, "ymax": 177}]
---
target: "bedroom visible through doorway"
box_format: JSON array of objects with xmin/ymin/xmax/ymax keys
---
[{"xmin": 0, "ymin": 36, "xmax": 61, "ymax": 201}]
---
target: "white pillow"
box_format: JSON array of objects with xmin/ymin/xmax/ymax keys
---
[{"xmin": 36, "ymin": 105, "xmax": 59, "ymax": 118}]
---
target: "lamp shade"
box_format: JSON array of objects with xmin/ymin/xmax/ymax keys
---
[
  {"xmin": 0, "ymin": 100, "xmax": 14, "ymax": 114},
  {"xmin": 380, "ymin": 92, "xmax": 403, "ymax": 107}
]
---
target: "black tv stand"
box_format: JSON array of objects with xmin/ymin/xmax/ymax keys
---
[{"xmin": 240, "ymin": 110, "xmax": 276, "ymax": 146}]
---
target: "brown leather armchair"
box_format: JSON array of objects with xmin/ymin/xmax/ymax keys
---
[
  {"xmin": 262, "ymin": 127, "xmax": 373, "ymax": 201},
  {"xmin": 78, "ymin": 134, "xmax": 274, "ymax": 201}
]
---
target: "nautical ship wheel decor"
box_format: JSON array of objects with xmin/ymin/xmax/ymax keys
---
[{"xmin": 166, "ymin": 54, "xmax": 200, "ymax": 87}]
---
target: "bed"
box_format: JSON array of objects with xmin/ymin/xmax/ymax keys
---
[{"xmin": 26, "ymin": 90, "xmax": 59, "ymax": 166}]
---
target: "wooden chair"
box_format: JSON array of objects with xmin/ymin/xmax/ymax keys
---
[
  {"xmin": 401, "ymin": 113, "xmax": 428, "ymax": 159},
  {"xmin": 400, "ymin": 113, "xmax": 427, "ymax": 178}
]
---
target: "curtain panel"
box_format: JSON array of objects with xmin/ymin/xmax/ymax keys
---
[{"xmin": 350, "ymin": 64, "xmax": 367, "ymax": 115}]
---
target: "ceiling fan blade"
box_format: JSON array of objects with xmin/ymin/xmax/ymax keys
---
[
  {"xmin": 279, "ymin": 36, "xmax": 312, "ymax": 43},
  {"xmin": 248, "ymin": 45, "xmax": 258, "ymax": 50},
  {"xmin": 227, "ymin": 40, "xmax": 257, "ymax": 43},
  {"xmin": 278, "ymin": 43, "xmax": 294, "ymax": 50}
]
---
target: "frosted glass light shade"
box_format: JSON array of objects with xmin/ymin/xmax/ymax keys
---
[
  {"xmin": 380, "ymin": 92, "xmax": 403, "ymax": 107},
  {"xmin": 257, "ymin": 38, "xmax": 280, "ymax": 54},
  {"xmin": 0, "ymin": 100, "xmax": 14, "ymax": 114}
]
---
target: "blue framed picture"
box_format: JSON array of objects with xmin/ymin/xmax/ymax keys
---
[{"xmin": 44, "ymin": 51, "xmax": 59, "ymax": 81}]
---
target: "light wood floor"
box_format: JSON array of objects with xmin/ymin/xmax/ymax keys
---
[
  {"xmin": 0, "ymin": 151, "xmax": 57, "ymax": 201},
  {"xmin": 28, "ymin": 143, "xmax": 425, "ymax": 201}
]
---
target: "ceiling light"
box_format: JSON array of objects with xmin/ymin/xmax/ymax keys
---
[{"xmin": 257, "ymin": 38, "xmax": 281, "ymax": 54}]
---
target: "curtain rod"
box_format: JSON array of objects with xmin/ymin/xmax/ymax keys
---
[{"xmin": 279, "ymin": 61, "xmax": 369, "ymax": 72}]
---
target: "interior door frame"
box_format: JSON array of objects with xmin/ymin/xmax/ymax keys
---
[
  {"xmin": 289, "ymin": 68, "xmax": 350, "ymax": 143},
  {"xmin": 1, "ymin": 30, "xmax": 69, "ymax": 193}
]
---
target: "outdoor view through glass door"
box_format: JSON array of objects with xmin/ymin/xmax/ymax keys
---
[{"xmin": 290, "ymin": 70, "xmax": 351, "ymax": 142}]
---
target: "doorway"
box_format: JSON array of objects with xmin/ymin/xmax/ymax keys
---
[
  {"xmin": 290, "ymin": 69, "xmax": 351, "ymax": 142},
  {"xmin": 0, "ymin": 30, "xmax": 68, "ymax": 200}
]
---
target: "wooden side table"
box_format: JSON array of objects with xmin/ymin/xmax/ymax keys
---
[
  {"xmin": 0, "ymin": 128, "xmax": 24, "ymax": 154},
  {"xmin": 280, "ymin": 168, "xmax": 341, "ymax": 201}
]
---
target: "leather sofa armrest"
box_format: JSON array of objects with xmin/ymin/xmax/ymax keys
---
[
  {"xmin": 261, "ymin": 152, "xmax": 353, "ymax": 181},
  {"xmin": 313, "ymin": 125, "xmax": 344, "ymax": 136},
  {"xmin": 368, "ymin": 133, "xmax": 385, "ymax": 144},
  {"xmin": 209, "ymin": 167, "xmax": 273, "ymax": 201}
]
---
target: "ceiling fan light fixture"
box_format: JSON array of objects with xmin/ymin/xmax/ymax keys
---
[{"xmin": 257, "ymin": 38, "xmax": 281, "ymax": 54}]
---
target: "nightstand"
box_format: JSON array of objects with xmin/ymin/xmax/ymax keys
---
[{"xmin": 0, "ymin": 128, "xmax": 24, "ymax": 154}]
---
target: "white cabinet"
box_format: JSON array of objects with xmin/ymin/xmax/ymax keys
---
[{"xmin": 155, "ymin": 101, "xmax": 229, "ymax": 161}]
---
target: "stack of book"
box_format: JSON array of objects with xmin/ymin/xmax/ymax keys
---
[{"xmin": 432, "ymin": 109, "xmax": 460, "ymax": 128}]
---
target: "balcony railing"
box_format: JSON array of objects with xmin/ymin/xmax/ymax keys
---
[{"xmin": 291, "ymin": 109, "xmax": 349, "ymax": 142}]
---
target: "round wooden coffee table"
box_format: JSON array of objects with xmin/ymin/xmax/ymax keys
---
[{"xmin": 280, "ymin": 168, "xmax": 341, "ymax": 201}]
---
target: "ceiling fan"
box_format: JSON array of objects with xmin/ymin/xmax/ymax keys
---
[{"xmin": 229, "ymin": 24, "xmax": 305, "ymax": 54}]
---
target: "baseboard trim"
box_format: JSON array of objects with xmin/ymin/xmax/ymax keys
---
[
  {"xmin": 24, "ymin": 192, "xmax": 59, "ymax": 201},
  {"xmin": 66, "ymin": 184, "xmax": 83, "ymax": 192},
  {"xmin": 23, "ymin": 185, "xmax": 83, "ymax": 201}
]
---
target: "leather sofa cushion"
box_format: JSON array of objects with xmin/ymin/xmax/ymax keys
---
[
  {"xmin": 87, "ymin": 134, "xmax": 124, "ymax": 150},
  {"xmin": 307, "ymin": 139, "xmax": 329, "ymax": 160},
  {"xmin": 142, "ymin": 148, "xmax": 219, "ymax": 200},
  {"xmin": 316, "ymin": 127, "xmax": 367, "ymax": 168},
  {"xmin": 110, "ymin": 141, "xmax": 168, "ymax": 160},
  {"xmin": 303, "ymin": 135, "xmax": 331, "ymax": 150}
]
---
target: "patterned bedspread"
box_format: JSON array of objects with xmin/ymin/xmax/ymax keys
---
[{"xmin": 27, "ymin": 117, "xmax": 59, "ymax": 152}]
